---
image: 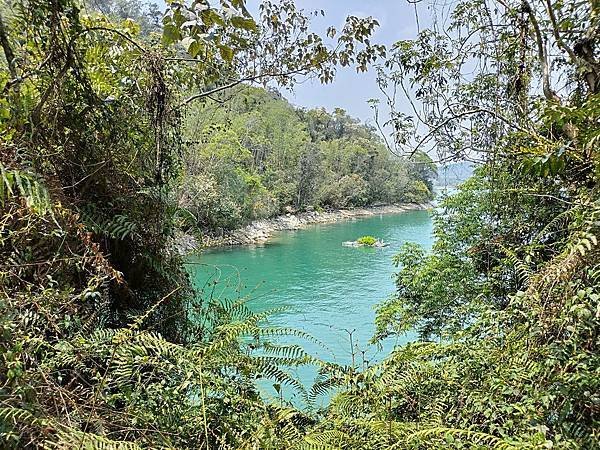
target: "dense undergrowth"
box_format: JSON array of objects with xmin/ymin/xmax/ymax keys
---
[{"xmin": 1, "ymin": 0, "xmax": 599, "ymax": 449}]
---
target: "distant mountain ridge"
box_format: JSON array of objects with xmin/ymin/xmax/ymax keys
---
[{"xmin": 435, "ymin": 161, "xmax": 476, "ymax": 187}]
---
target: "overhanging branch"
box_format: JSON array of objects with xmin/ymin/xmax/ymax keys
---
[
  {"xmin": 409, "ymin": 106, "xmax": 539, "ymax": 157},
  {"xmin": 180, "ymin": 67, "xmax": 311, "ymax": 107}
]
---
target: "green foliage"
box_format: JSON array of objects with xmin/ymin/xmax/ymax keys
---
[
  {"xmin": 86, "ymin": 0, "xmax": 162, "ymax": 35},
  {"xmin": 0, "ymin": 164, "xmax": 51, "ymax": 214},
  {"xmin": 181, "ymin": 88, "xmax": 434, "ymax": 232},
  {"xmin": 162, "ymin": 0, "xmax": 385, "ymax": 87},
  {"xmin": 357, "ymin": 236, "xmax": 377, "ymax": 246},
  {"xmin": 2, "ymin": 0, "xmax": 599, "ymax": 449}
]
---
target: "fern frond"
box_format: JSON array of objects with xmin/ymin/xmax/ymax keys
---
[
  {"xmin": 44, "ymin": 427, "xmax": 144, "ymax": 450},
  {"xmin": 501, "ymin": 245, "xmax": 533, "ymax": 286},
  {"xmin": 0, "ymin": 407, "xmax": 39, "ymax": 425},
  {"xmin": 0, "ymin": 163, "xmax": 51, "ymax": 214},
  {"xmin": 80, "ymin": 206, "xmax": 138, "ymax": 241},
  {"xmin": 409, "ymin": 426, "xmax": 518, "ymax": 449},
  {"xmin": 298, "ymin": 430, "xmax": 349, "ymax": 449}
]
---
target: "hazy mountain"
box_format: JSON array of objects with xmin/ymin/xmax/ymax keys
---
[{"xmin": 435, "ymin": 161, "xmax": 476, "ymax": 187}]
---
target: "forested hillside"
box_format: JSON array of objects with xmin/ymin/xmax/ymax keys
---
[
  {"xmin": 180, "ymin": 87, "xmax": 434, "ymax": 231},
  {"xmin": 1, "ymin": 0, "xmax": 599, "ymax": 449}
]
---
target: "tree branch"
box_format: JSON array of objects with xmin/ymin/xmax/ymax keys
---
[
  {"xmin": 0, "ymin": 13, "xmax": 17, "ymax": 80},
  {"xmin": 180, "ymin": 68, "xmax": 309, "ymax": 107},
  {"xmin": 409, "ymin": 106, "xmax": 537, "ymax": 157},
  {"xmin": 522, "ymin": 0, "xmax": 561, "ymax": 102},
  {"xmin": 82, "ymin": 26, "xmax": 146, "ymax": 52},
  {"xmin": 544, "ymin": 0, "xmax": 578, "ymax": 62}
]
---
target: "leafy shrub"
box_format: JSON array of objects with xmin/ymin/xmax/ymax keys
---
[
  {"xmin": 178, "ymin": 173, "xmax": 243, "ymax": 230},
  {"xmin": 318, "ymin": 173, "xmax": 370, "ymax": 208},
  {"xmin": 404, "ymin": 180, "xmax": 433, "ymax": 203},
  {"xmin": 357, "ymin": 235, "xmax": 377, "ymax": 246}
]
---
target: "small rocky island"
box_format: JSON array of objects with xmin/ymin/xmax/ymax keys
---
[{"xmin": 342, "ymin": 236, "xmax": 389, "ymax": 248}]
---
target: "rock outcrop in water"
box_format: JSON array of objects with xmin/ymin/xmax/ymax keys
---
[{"xmin": 342, "ymin": 239, "xmax": 389, "ymax": 248}]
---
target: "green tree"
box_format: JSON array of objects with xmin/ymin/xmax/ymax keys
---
[{"xmin": 180, "ymin": 86, "xmax": 433, "ymax": 232}]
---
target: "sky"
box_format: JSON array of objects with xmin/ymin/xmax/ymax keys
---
[
  {"xmin": 250, "ymin": 0, "xmax": 431, "ymax": 124},
  {"xmin": 157, "ymin": 0, "xmax": 433, "ymax": 125}
]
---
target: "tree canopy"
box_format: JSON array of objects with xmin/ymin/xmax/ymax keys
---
[{"xmin": 179, "ymin": 86, "xmax": 434, "ymax": 232}]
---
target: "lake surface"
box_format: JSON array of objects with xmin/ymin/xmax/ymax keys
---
[{"xmin": 187, "ymin": 209, "xmax": 433, "ymax": 404}]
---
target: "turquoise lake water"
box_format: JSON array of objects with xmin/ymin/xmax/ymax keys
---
[{"xmin": 187, "ymin": 209, "xmax": 434, "ymax": 405}]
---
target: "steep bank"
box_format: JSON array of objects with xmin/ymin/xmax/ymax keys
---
[{"xmin": 174, "ymin": 203, "xmax": 432, "ymax": 253}]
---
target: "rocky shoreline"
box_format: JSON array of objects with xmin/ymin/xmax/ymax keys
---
[{"xmin": 173, "ymin": 203, "xmax": 432, "ymax": 254}]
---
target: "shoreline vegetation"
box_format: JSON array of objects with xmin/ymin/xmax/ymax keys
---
[{"xmin": 174, "ymin": 202, "xmax": 432, "ymax": 252}]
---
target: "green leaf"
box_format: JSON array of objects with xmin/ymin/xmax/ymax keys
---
[
  {"xmin": 181, "ymin": 36, "xmax": 202, "ymax": 57},
  {"xmin": 201, "ymin": 9, "xmax": 225, "ymax": 27},
  {"xmin": 230, "ymin": 16, "xmax": 257, "ymax": 31},
  {"xmin": 162, "ymin": 23, "xmax": 180, "ymax": 45},
  {"xmin": 218, "ymin": 44, "xmax": 234, "ymax": 62}
]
